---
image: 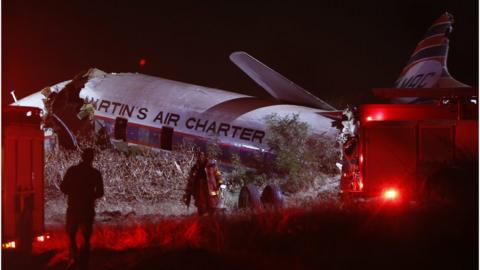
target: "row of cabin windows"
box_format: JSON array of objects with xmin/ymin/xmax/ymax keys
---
[
  {"xmin": 106, "ymin": 117, "xmax": 270, "ymax": 165},
  {"xmin": 113, "ymin": 117, "xmax": 173, "ymax": 150}
]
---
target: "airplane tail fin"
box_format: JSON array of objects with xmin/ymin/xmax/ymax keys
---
[
  {"xmin": 394, "ymin": 12, "xmax": 469, "ymax": 89},
  {"xmin": 230, "ymin": 51, "xmax": 336, "ymax": 111}
]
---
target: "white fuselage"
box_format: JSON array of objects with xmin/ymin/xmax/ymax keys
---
[{"xmin": 15, "ymin": 70, "xmax": 337, "ymax": 155}]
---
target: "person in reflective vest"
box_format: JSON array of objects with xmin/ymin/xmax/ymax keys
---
[{"xmin": 184, "ymin": 152, "xmax": 224, "ymax": 216}]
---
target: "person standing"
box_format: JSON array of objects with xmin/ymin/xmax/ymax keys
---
[
  {"xmin": 61, "ymin": 148, "xmax": 104, "ymax": 270},
  {"xmin": 184, "ymin": 152, "xmax": 224, "ymax": 216}
]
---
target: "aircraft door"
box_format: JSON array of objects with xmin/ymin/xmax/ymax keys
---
[
  {"xmin": 161, "ymin": 126, "xmax": 173, "ymax": 150},
  {"xmin": 114, "ymin": 117, "xmax": 127, "ymax": 141}
]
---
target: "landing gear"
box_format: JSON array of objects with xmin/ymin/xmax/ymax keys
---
[
  {"xmin": 238, "ymin": 184, "xmax": 261, "ymax": 210},
  {"xmin": 261, "ymin": 185, "xmax": 284, "ymax": 210}
]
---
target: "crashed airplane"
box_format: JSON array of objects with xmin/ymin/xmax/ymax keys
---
[
  {"xmin": 14, "ymin": 12, "xmax": 469, "ymax": 165},
  {"xmin": 14, "ymin": 55, "xmax": 339, "ymax": 159},
  {"xmin": 13, "ymin": 51, "xmax": 341, "ymax": 163}
]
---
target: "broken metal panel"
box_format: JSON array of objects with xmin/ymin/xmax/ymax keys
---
[{"xmin": 43, "ymin": 69, "xmax": 105, "ymax": 149}]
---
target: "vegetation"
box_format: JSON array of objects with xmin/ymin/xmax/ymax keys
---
[
  {"xmin": 205, "ymin": 135, "xmax": 222, "ymax": 160},
  {"xmin": 263, "ymin": 113, "xmax": 339, "ymax": 193},
  {"xmin": 44, "ymin": 142, "xmax": 198, "ymax": 217},
  {"xmin": 44, "ymin": 113, "xmax": 340, "ymax": 219}
]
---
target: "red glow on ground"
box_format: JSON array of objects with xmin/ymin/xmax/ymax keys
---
[{"xmin": 16, "ymin": 202, "xmax": 476, "ymax": 269}]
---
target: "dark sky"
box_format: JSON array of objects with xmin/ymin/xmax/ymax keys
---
[{"xmin": 2, "ymin": 0, "xmax": 478, "ymax": 107}]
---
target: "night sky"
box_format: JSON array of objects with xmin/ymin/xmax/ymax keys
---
[{"xmin": 3, "ymin": 0, "xmax": 478, "ymax": 108}]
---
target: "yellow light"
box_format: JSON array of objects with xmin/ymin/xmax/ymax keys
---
[
  {"xmin": 2, "ymin": 241, "xmax": 16, "ymax": 249},
  {"xmin": 383, "ymin": 189, "xmax": 398, "ymax": 200},
  {"xmin": 366, "ymin": 116, "xmax": 373, "ymax": 121}
]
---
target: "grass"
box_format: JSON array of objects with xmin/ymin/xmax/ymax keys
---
[
  {"xmin": 33, "ymin": 139, "xmax": 477, "ymax": 269},
  {"xmin": 12, "ymin": 198, "xmax": 473, "ymax": 270}
]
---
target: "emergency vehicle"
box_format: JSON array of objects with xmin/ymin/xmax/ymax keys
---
[
  {"xmin": 2, "ymin": 106, "xmax": 49, "ymax": 251},
  {"xmin": 339, "ymin": 88, "xmax": 478, "ymax": 202}
]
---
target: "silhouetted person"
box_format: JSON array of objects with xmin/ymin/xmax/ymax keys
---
[
  {"xmin": 184, "ymin": 152, "xmax": 224, "ymax": 216},
  {"xmin": 61, "ymin": 148, "xmax": 104, "ymax": 270}
]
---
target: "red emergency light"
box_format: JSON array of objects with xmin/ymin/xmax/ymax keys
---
[
  {"xmin": 383, "ymin": 188, "xmax": 399, "ymax": 201},
  {"xmin": 365, "ymin": 111, "xmax": 384, "ymax": 122},
  {"xmin": 35, "ymin": 234, "xmax": 50, "ymax": 242}
]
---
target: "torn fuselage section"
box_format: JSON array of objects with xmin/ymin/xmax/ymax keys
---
[
  {"xmin": 42, "ymin": 69, "xmax": 106, "ymax": 149},
  {"xmin": 335, "ymin": 107, "xmax": 362, "ymax": 194}
]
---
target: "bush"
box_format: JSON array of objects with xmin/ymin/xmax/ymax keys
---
[
  {"xmin": 225, "ymin": 154, "xmax": 248, "ymax": 192},
  {"xmin": 263, "ymin": 113, "xmax": 338, "ymax": 193}
]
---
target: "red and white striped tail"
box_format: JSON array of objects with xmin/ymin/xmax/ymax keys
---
[{"xmin": 394, "ymin": 12, "xmax": 469, "ymax": 89}]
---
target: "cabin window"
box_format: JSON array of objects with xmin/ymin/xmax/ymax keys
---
[
  {"xmin": 114, "ymin": 117, "xmax": 128, "ymax": 141},
  {"xmin": 149, "ymin": 131, "xmax": 160, "ymax": 146},
  {"xmin": 138, "ymin": 127, "xmax": 149, "ymax": 145},
  {"xmin": 127, "ymin": 125, "xmax": 138, "ymax": 142},
  {"xmin": 161, "ymin": 126, "xmax": 174, "ymax": 151}
]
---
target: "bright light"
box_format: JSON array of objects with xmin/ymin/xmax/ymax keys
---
[
  {"xmin": 139, "ymin": 58, "xmax": 146, "ymax": 67},
  {"xmin": 366, "ymin": 112, "xmax": 384, "ymax": 121},
  {"xmin": 35, "ymin": 234, "xmax": 50, "ymax": 243},
  {"xmin": 359, "ymin": 154, "xmax": 364, "ymax": 164},
  {"xmin": 383, "ymin": 188, "xmax": 399, "ymax": 200},
  {"xmin": 2, "ymin": 241, "xmax": 16, "ymax": 249}
]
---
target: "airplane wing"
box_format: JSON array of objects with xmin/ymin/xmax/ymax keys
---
[{"xmin": 230, "ymin": 51, "xmax": 336, "ymax": 111}]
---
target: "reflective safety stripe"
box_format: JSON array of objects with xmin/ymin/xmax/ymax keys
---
[{"xmin": 210, "ymin": 191, "xmax": 219, "ymax": 196}]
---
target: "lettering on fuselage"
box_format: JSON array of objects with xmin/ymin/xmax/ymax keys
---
[
  {"xmin": 84, "ymin": 96, "xmax": 265, "ymax": 143},
  {"xmin": 395, "ymin": 72, "xmax": 437, "ymax": 88},
  {"xmin": 96, "ymin": 99, "xmax": 148, "ymax": 120},
  {"xmin": 184, "ymin": 117, "xmax": 265, "ymax": 143}
]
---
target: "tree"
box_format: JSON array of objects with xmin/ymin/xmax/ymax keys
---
[{"xmin": 264, "ymin": 113, "xmax": 338, "ymax": 192}]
